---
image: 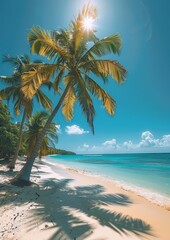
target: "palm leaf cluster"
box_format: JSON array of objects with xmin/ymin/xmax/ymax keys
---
[
  {"xmin": 0, "ymin": 55, "xmax": 52, "ymax": 115},
  {"xmin": 0, "ymin": 55, "xmax": 53, "ymax": 169},
  {"xmin": 24, "ymin": 3, "xmax": 127, "ymax": 133},
  {"xmin": 0, "ymin": 3, "xmax": 127, "ymax": 180},
  {"xmin": 24, "ymin": 111, "xmax": 58, "ymax": 158}
]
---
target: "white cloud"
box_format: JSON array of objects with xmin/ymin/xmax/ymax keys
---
[
  {"xmin": 138, "ymin": 131, "xmax": 159, "ymax": 148},
  {"xmin": 91, "ymin": 145, "xmax": 101, "ymax": 151},
  {"xmin": 102, "ymin": 138, "xmax": 117, "ymax": 147},
  {"xmin": 77, "ymin": 143, "xmax": 90, "ymax": 152},
  {"xmin": 123, "ymin": 140, "xmax": 136, "ymax": 150},
  {"xmin": 65, "ymin": 125, "xmax": 89, "ymax": 135},
  {"xmin": 83, "ymin": 143, "xmax": 90, "ymax": 149},
  {"xmin": 159, "ymin": 135, "xmax": 170, "ymax": 147},
  {"xmin": 77, "ymin": 131, "xmax": 170, "ymax": 154},
  {"xmin": 141, "ymin": 131, "xmax": 154, "ymax": 140},
  {"xmin": 56, "ymin": 124, "xmax": 62, "ymax": 134},
  {"xmin": 78, "ymin": 139, "xmax": 119, "ymax": 153}
]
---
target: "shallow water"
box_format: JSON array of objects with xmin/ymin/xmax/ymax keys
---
[{"xmin": 47, "ymin": 153, "xmax": 170, "ymax": 207}]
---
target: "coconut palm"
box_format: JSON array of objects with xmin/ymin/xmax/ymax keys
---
[
  {"xmin": 24, "ymin": 111, "xmax": 58, "ymax": 160},
  {"xmin": 0, "ymin": 55, "xmax": 53, "ymax": 169},
  {"xmin": 12, "ymin": 4, "xmax": 127, "ymax": 185}
]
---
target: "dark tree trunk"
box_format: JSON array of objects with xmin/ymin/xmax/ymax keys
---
[{"xmin": 8, "ymin": 109, "xmax": 26, "ymax": 170}]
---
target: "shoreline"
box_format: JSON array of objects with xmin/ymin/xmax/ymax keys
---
[
  {"xmin": 46, "ymin": 157, "xmax": 170, "ymax": 211},
  {"xmin": 0, "ymin": 158, "xmax": 170, "ymax": 240}
]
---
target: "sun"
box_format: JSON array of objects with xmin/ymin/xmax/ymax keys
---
[{"xmin": 82, "ymin": 17, "xmax": 95, "ymax": 31}]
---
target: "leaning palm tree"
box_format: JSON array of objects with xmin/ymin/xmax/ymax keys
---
[
  {"xmin": 12, "ymin": 3, "xmax": 127, "ymax": 185},
  {"xmin": 24, "ymin": 111, "xmax": 58, "ymax": 160},
  {"xmin": 0, "ymin": 55, "xmax": 53, "ymax": 169}
]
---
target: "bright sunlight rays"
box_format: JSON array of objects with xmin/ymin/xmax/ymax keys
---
[{"xmin": 82, "ymin": 17, "xmax": 95, "ymax": 31}]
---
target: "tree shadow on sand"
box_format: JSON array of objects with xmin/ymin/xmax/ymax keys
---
[{"xmin": 0, "ymin": 177, "xmax": 153, "ymax": 240}]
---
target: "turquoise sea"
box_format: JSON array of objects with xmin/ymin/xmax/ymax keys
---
[{"xmin": 47, "ymin": 153, "xmax": 170, "ymax": 207}]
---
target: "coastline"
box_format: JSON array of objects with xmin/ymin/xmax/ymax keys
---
[
  {"xmin": 0, "ymin": 157, "xmax": 170, "ymax": 240},
  {"xmin": 47, "ymin": 155, "xmax": 170, "ymax": 210}
]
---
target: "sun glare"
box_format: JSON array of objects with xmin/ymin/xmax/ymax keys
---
[{"xmin": 82, "ymin": 17, "xmax": 95, "ymax": 31}]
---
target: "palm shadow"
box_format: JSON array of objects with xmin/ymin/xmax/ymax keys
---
[{"xmin": 0, "ymin": 177, "xmax": 153, "ymax": 240}]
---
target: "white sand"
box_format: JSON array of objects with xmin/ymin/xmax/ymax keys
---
[{"xmin": 0, "ymin": 158, "xmax": 170, "ymax": 240}]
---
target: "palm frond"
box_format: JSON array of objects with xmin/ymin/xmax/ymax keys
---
[
  {"xmin": 0, "ymin": 76, "xmax": 13, "ymax": 83},
  {"xmin": 25, "ymin": 111, "xmax": 58, "ymax": 157},
  {"xmin": 75, "ymin": 71, "xmax": 95, "ymax": 133},
  {"xmin": 29, "ymin": 111, "xmax": 49, "ymax": 125},
  {"xmin": 0, "ymin": 86, "xmax": 17, "ymax": 100},
  {"xmin": 24, "ymin": 100, "xmax": 33, "ymax": 115},
  {"xmin": 85, "ymin": 75, "xmax": 115, "ymax": 115},
  {"xmin": 36, "ymin": 89, "xmax": 53, "ymax": 112},
  {"xmin": 62, "ymin": 85, "xmax": 76, "ymax": 121},
  {"xmin": 21, "ymin": 54, "xmax": 31, "ymax": 64},
  {"xmin": 53, "ymin": 66, "xmax": 66, "ymax": 92},
  {"xmin": 81, "ymin": 60, "xmax": 127, "ymax": 83},
  {"xmin": 43, "ymin": 81, "xmax": 53, "ymax": 90},
  {"xmin": 28, "ymin": 26, "xmax": 68, "ymax": 60},
  {"xmin": 70, "ymin": 2, "xmax": 97, "ymax": 33},
  {"xmin": 2, "ymin": 55, "xmax": 22, "ymax": 68},
  {"xmin": 0, "ymin": 73, "xmax": 21, "ymax": 85},
  {"xmin": 13, "ymin": 97, "xmax": 23, "ymax": 115},
  {"xmin": 84, "ymin": 34, "xmax": 122, "ymax": 59},
  {"xmin": 46, "ymin": 129, "xmax": 58, "ymax": 140},
  {"xmin": 69, "ymin": 3, "xmax": 98, "ymax": 58},
  {"xmin": 54, "ymin": 29, "xmax": 71, "ymax": 52},
  {"xmin": 12, "ymin": 86, "xmax": 22, "ymax": 101},
  {"xmin": 21, "ymin": 64, "xmax": 56, "ymax": 99}
]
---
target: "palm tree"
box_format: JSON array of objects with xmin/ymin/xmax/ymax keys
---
[
  {"xmin": 24, "ymin": 111, "xmax": 58, "ymax": 159},
  {"xmin": 0, "ymin": 55, "xmax": 53, "ymax": 169},
  {"xmin": 12, "ymin": 4, "xmax": 127, "ymax": 185}
]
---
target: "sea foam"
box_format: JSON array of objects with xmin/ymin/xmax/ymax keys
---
[{"xmin": 113, "ymin": 180, "xmax": 170, "ymax": 210}]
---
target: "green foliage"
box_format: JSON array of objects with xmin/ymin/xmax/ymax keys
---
[
  {"xmin": 0, "ymin": 102, "xmax": 19, "ymax": 159},
  {"xmin": 0, "ymin": 55, "xmax": 53, "ymax": 115},
  {"xmin": 48, "ymin": 147, "xmax": 75, "ymax": 155},
  {"xmin": 24, "ymin": 111, "xmax": 58, "ymax": 157},
  {"xmin": 0, "ymin": 102, "xmax": 11, "ymax": 123},
  {"xmin": 0, "ymin": 55, "xmax": 54, "ymax": 167}
]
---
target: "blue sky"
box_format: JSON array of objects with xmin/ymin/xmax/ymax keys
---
[{"xmin": 0, "ymin": 0, "xmax": 170, "ymax": 153}]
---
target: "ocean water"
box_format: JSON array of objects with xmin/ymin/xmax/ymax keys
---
[{"xmin": 47, "ymin": 153, "xmax": 170, "ymax": 207}]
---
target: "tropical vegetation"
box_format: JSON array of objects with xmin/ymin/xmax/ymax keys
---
[
  {"xmin": 0, "ymin": 102, "xmax": 19, "ymax": 161},
  {"xmin": 24, "ymin": 111, "xmax": 58, "ymax": 160},
  {"xmin": 48, "ymin": 148, "xmax": 75, "ymax": 155},
  {"xmin": 0, "ymin": 55, "xmax": 53, "ymax": 169},
  {"xmin": 0, "ymin": 103, "xmax": 74, "ymax": 162},
  {"xmin": 0, "ymin": 4, "xmax": 127, "ymax": 185}
]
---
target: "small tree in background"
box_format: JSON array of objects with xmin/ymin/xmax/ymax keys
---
[
  {"xmin": 24, "ymin": 111, "xmax": 58, "ymax": 160},
  {"xmin": 0, "ymin": 102, "xmax": 19, "ymax": 161},
  {"xmin": 0, "ymin": 55, "xmax": 53, "ymax": 169}
]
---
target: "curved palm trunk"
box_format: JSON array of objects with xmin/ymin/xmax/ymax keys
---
[
  {"xmin": 8, "ymin": 109, "xmax": 27, "ymax": 170},
  {"xmin": 12, "ymin": 84, "xmax": 70, "ymax": 185}
]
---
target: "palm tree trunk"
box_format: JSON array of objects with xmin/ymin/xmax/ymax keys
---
[
  {"xmin": 12, "ymin": 84, "xmax": 71, "ymax": 185},
  {"xmin": 8, "ymin": 109, "xmax": 27, "ymax": 170}
]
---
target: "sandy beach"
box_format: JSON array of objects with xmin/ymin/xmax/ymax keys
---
[{"xmin": 0, "ymin": 158, "xmax": 170, "ymax": 240}]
